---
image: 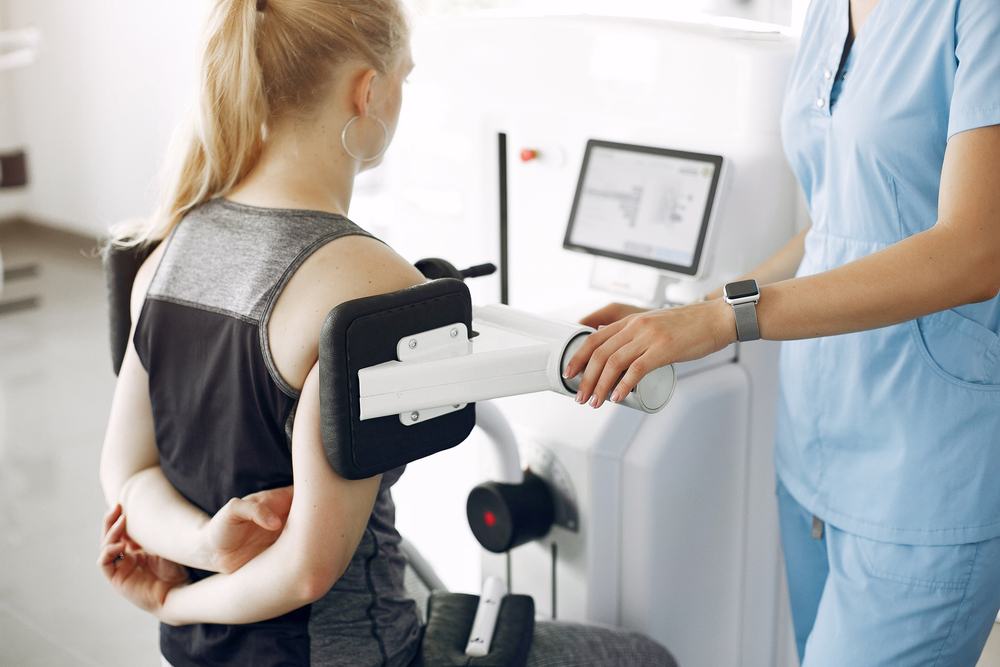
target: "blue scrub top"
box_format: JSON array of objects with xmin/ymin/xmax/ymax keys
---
[{"xmin": 776, "ymin": 0, "xmax": 1000, "ymax": 546}]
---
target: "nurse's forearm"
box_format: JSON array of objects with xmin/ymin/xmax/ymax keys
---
[
  {"xmin": 120, "ymin": 467, "xmax": 215, "ymax": 571},
  {"xmin": 703, "ymin": 226, "xmax": 810, "ymax": 301},
  {"xmin": 759, "ymin": 125, "xmax": 1000, "ymax": 340},
  {"xmin": 756, "ymin": 223, "xmax": 999, "ymax": 340}
]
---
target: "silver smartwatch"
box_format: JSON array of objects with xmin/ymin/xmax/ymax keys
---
[{"xmin": 724, "ymin": 279, "xmax": 760, "ymax": 342}]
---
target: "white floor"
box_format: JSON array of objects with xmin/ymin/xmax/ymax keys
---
[
  {"xmin": 0, "ymin": 221, "xmax": 159, "ymax": 667},
  {"xmin": 1, "ymin": 218, "xmax": 999, "ymax": 667}
]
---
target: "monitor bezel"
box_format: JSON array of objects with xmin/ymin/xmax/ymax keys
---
[{"xmin": 562, "ymin": 139, "xmax": 725, "ymax": 277}]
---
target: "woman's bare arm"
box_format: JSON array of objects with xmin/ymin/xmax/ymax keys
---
[
  {"xmin": 566, "ymin": 124, "xmax": 1000, "ymax": 406},
  {"xmin": 100, "ymin": 233, "xmax": 427, "ymax": 619},
  {"xmin": 153, "ymin": 362, "xmax": 378, "ymax": 624},
  {"xmin": 101, "ymin": 234, "xmax": 424, "ymax": 574}
]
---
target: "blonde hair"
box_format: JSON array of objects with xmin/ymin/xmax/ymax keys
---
[{"xmin": 111, "ymin": 0, "xmax": 409, "ymax": 247}]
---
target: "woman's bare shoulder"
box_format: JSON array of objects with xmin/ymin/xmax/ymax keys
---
[{"xmin": 268, "ymin": 233, "xmax": 425, "ymax": 390}]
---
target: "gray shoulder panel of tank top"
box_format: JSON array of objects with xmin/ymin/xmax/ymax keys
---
[
  {"xmin": 148, "ymin": 198, "xmax": 374, "ymax": 323},
  {"xmin": 148, "ymin": 198, "xmax": 378, "ymax": 396}
]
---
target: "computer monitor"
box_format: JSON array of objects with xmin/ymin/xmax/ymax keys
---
[{"xmin": 563, "ymin": 140, "xmax": 724, "ymax": 278}]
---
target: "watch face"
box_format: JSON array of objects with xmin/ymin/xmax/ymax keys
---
[{"xmin": 725, "ymin": 279, "xmax": 759, "ymax": 300}]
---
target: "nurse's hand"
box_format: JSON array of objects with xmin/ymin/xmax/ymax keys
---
[
  {"xmin": 564, "ymin": 299, "xmax": 736, "ymax": 408},
  {"xmin": 579, "ymin": 302, "xmax": 649, "ymax": 329}
]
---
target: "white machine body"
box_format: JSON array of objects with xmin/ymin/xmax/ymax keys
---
[{"xmin": 358, "ymin": 13, "xmax": 801, "ymax": 667}]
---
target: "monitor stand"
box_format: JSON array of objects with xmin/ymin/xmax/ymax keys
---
[{"xmin": 589, "ymin": 257, "xmax": 679, "ymax": 309}]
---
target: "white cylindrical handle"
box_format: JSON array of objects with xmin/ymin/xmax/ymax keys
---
[{"xmin": 559, "ymin": 333, "xmax": 676, "ymax": 413}]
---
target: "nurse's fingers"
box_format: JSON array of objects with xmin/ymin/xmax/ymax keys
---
[
  {"xmin": 586, "ymin": 337, "xmax": 646, "ymax": 409},
  {"xmin": 564, "ymin": 317, "xmax": 628, "ymax": 382},
  {"xmin": 609, "ymin": 351, "xmax": 661, "ymax": 404},
  {"xmin": 579, "ymin": 303, "xmax": 649, "ymax": 330}
]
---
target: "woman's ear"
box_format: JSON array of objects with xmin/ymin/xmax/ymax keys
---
[{"xmin": 351, "ymin": 68, "xmax": 378, "ymax": 117}]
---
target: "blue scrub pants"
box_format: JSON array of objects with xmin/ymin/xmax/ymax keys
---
[{"xmin": 777, "ymin": 480, "xmax": 1000, "ymax": 666}]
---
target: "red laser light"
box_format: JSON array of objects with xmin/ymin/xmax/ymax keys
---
[{"xmin": 484, "ymin": 511, "xmax": 496, "ymax": 527}]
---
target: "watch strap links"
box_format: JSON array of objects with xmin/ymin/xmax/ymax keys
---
[{"xmin": 733, "ymin": 302, "xmax": 760, "ymax": 342}]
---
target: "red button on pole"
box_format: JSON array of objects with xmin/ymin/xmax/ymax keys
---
[{"xmin": 484, "ymin": 511, "xmax": 496, "ymax": 527}]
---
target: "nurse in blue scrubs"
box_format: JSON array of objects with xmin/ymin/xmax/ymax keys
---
[{"xmin": 564, "ymin": 0, "xmax": 1000, "ymax": 663}]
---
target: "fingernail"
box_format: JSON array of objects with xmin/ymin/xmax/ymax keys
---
[
  {"xmin": 589, "ymin": 396, "xmax": 598, "ymax": 407},
  {"xmin": 562, "ymin": 368, "xmax": 570, "ymax": 378},
  {"xmin": 575, "ymin": 391, "xmax": 583, "ymax": 403},
  {"xmin": 267, "ymin": 516, "xmax": 280, "ymax": 528},
  {"xmin": 610, "ymin": 392, "xmax": 620, "ymax": 403}
]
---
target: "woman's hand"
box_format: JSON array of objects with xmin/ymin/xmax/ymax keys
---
[
  {"xmin": 564, "ymin": 299, "xmax": 737, "ymax": 408},
  {"xmin": 580, "ymin": 302, "xmax": 650, "ymax": 329},
  {"xmin": 98, "ymin": 504, "xmax": 189, "ymax": 617},
  {"xmin": 204, "ymin": 486, "xmax": 293, "ymax": 574}
]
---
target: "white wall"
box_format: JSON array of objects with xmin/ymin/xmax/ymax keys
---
[
  {"xmin": 1, "ymin": 0, "xmax": 205, "ymax": 236},
  {"xmin": 0, "ymin": 0, "xmax": 807, "ymax": 237}
]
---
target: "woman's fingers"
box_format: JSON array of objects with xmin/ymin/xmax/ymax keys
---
[
  {"xmin": 98, "ymin": 540, "xmax": 135, "ymax": 580},
  {"xmin": 100, "ymin": 513, "xmax": 126, "ymax": 552},
  {"xmin": 223, "ymin": 497, "xmax": 280, "ymax": 530},
  {"xmin": 245, "ymin": 486, "xmax": 293, "ymax": 523},
  {"xmin": 101, "ymin": 504, "xmax": 122, "ymax": 540}
]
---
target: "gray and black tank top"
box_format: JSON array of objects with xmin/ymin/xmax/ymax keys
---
[{"xmin": 134, "ymin": 198, "xmax": 422, "ymax": 667}]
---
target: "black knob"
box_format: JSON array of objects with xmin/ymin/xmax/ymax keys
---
[{"xmin": 466, "ymin": 470, "xmax": 556, "ymax": 553}]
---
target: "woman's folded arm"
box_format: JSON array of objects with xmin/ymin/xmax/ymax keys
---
[{"xmin": 155, "ymin": 363, "xmax": 382, "ymax": 625}]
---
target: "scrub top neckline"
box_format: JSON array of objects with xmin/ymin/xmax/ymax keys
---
[{"xmin": 825, "ymin": 0, "xmax": 893, "ymax": 115}]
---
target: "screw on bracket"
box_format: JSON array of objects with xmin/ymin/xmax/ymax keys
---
[
  {"xmin": 408, "ymin": 339, "xmax": 417, "ymax": 349},
  {"xmin": 410, "ymin": 411, "xmax": 420, "ymax": 422},
  {"xmin": 450, "ymin": 328, "xmax": 459, "ymax": 338}
]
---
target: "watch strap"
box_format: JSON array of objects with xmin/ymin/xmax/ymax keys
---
[{"xmin": 733, "ymin": 302, "xmax": 760, "ymax": 342}]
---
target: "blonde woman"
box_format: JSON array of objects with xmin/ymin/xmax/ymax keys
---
[{"xmin": 96, "ymin": 1, "xmax": 675, "ymax": 665}]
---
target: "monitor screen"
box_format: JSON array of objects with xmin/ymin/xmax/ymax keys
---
[{"xmin": 563, "ymin": 140, "xmax": 724, "ymax": 276}]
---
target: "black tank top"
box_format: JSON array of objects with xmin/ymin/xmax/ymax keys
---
[{"xmin": 134, "ymin": 198, "xmax": 421, "ymax": 667}]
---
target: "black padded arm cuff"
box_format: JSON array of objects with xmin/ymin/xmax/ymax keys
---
[{"xmin": 318, "ymin": 279, "xmax": 477, "ymax": 480}]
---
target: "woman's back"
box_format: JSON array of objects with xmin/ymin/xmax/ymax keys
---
[{"xmin": 135, "ymin": 198, "xmax": 422, "ymax": 666}]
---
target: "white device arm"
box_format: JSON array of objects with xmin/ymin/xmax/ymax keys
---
[
  {"xmin": 357, "ymin": 304, "xmax": 676, "ymax": 424},
  {"xmin": 475, "ymin": 401, "xmax": 524, "ymax": 485}
]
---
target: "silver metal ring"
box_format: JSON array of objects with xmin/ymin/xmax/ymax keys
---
[
  {"xmin": 113, "ymin": 551, "xmax": 125, "ymax": 566},
  {"xmin": 341, "ymin": 115, "xmax": 389, "ymax": 162}
]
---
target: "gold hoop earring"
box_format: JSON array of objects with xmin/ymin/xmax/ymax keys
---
[{"xmin": 341, "ymin": 115, "xmax": 389, "ymax": 162}]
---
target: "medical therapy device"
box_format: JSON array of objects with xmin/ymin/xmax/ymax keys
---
[
  {"xmin": 564, "ymin": 140, "xmax": 725, "ymax": 306},
  {"xmin": 346, "ymin": 14, "xmax": 803, "ymax": 667}
]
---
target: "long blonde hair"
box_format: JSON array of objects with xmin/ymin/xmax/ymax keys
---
[{"xmin": 112, "ymin": 0, "xmax": 409, "ymax": 247}]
